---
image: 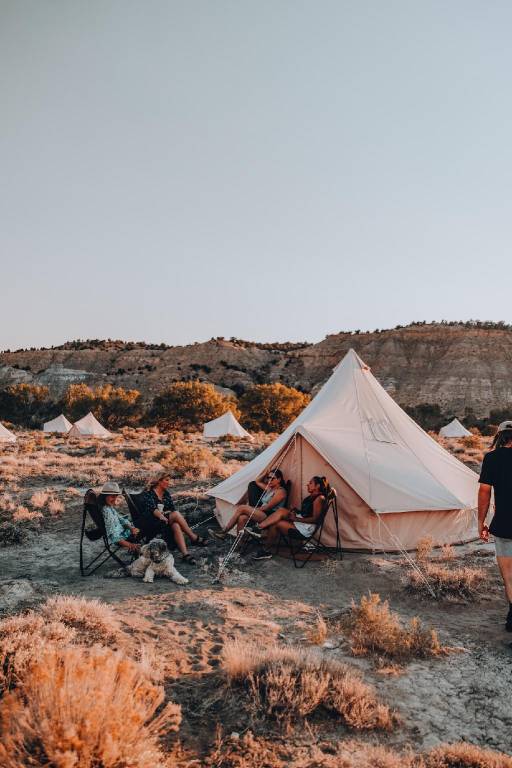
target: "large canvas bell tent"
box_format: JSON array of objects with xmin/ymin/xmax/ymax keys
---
[
  {"xmin": 209, "ymin": 350, "xmax": 478, "ymax": 551},
  {"xmin": 203, "ymin": 411, "xmax": 252, "ymax": 440},
  {"xmin": 68, "ymin": 412, "xmax": 111, "ymax": 439},
  {"xmin": 0, "ymin": 422, "xmax": 16, "ymax": 443},
  {"xmin": 439, "ymin": 418, "xmax": 472, "ymax": 438},
  {"xmin": 43, "ymin": 414, "xmax": 73, "ymax": 433}
]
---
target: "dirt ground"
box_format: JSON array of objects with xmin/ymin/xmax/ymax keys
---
[{"xmin": 1, "ymin": 495, "xmax": 511, "ymax": 756}]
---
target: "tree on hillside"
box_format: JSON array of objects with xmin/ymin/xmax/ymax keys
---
[
  {"xmin": 0, "ymin": 383, "xmax": 54, "ymax": 427},
  {"xmin": 239, "ymin": 383, "xmax": 310, "ymax": 433},
  {"xmin": 149, "ymin": 381, "xmax": 239, "ymax": 431},
  {"xmin": 62, "ymin": 383, "xmax": 142, "ymax": 428}
]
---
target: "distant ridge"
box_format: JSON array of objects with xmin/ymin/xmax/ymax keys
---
[{"xmin": 1, "ymin": 321, "xmax": 512, "ymax": 418}]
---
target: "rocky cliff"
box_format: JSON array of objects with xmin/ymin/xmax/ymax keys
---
[{"xmin": 1, "ymin": 323, "xmax": 512, "ymax": 417}]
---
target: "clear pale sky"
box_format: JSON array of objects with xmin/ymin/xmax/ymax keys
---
[{"xmin": 1, "ymin": 1, "xmax": 512, "ymax": 350}]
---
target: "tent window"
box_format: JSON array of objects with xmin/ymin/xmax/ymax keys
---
[{"xmin": 362, "ymin": 419, "xmax": 397, "ymax": 444}]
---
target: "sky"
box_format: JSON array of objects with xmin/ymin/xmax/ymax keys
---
[{"xmin": 1, "ymin": 1, "xmax": 512, "ymax": 350}]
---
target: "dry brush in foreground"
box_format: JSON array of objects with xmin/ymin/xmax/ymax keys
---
[{"xmin": 222, "ymin": 640, "xmax": 394, "ymax": 730}]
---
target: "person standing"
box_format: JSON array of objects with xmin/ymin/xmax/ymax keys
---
[{"xmin": 478, "ymin": 420, "xmax": 512, "ymax": 632}]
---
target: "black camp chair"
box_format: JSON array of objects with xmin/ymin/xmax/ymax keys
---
[
  {"xmin": 275, "ymin": 488, "xmax": 342, "ymax": 568},
  {"xmin": 122, "ymin": 488, "xmax": 147, "ymax": 534},
  {"xmin": 79, "ymin": 489, "xmax": 135, "ymax": 576}
]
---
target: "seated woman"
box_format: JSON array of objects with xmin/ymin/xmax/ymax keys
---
[
  {"xmin": 250, "ymin": 476, "xmax": 330, "ymax": 560},
  {"xmin": 140, "ymin": 472, "xmax": 208, "ymax": 565},
  {"xmin": 99, "ymin": 481, "xmax": 141, "ymax": 554},
  {"xmin": 210, "ymin": 470, "xmax": 288, "ymax": 540}
]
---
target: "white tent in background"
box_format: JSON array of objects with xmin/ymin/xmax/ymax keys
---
[
  {"xmin": 209, "ymin": 349, "xmax": 478, "ymax": 552},
  {"xmin": 0, "ymin": 422, "xmax": 16, "ymax": 443},
  {"xmin": 68, "ymin": 412, "xmax": 111, "ymax": 439},
  {"xmin": 439, "ymin": 418, "xmax": 472, "ymax": 438},
  {"xmin": 203, "ymin": 411, "xmax": 252, "ymax": 440},
  {"xmin": 43, "ymin": 414, "xmax": 73, "ymax": 433}
]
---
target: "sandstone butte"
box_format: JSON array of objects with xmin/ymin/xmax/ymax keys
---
[{"xmin": 1, "ymin": 322, "xmax": 511, "ymax": 418}]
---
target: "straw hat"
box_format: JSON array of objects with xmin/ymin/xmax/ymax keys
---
[{"xmin": 100, "ymin": 481, "xmax": 122, "ymax": 495}]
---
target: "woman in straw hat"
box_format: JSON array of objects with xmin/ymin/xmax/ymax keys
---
[
  {"xmin": 139, "ymin": 472, "xmax": 209, "ymax": 565},
  {"xmin": 98, "ymin": 481, "xmax": 141, "ymax": 554}
]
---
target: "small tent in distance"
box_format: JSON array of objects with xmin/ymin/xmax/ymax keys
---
[
  {"xmin": 43, "ymin": 414, "xmax": 73, "ymax": 434},
  {"xmin": 68, "ymin": 412, "xmax": 111, "ymax": 439},
  {"xmin": 209, "ymin": 349, "xmax": 478, "ymax": 552},
  {"xmin": 0, "ymin": 422, "xmax": 16, "ymax": 444},
  {"xmin": 439, "ymin": 418, "xmax": 472, "ymax": 438},
  {"xmin": 203, "ymin": 410, "xmax": 252, "ymax": 440}
]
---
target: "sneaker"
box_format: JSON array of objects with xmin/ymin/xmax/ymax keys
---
[
  {"xmin": 208, "ymin": 528, "xmax": 227, "ymax": 541},
  {"xmin": 252, "ymin": 547, "xmax": 272, "ymax": 561},
  {"xmin": 245, "ymin": 526, "xmax": 262, "ymax": 539}
]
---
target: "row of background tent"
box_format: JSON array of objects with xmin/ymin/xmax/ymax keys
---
[{"xmin": 1, "ymin": 409, "xmax": 252, "ymax": 442}]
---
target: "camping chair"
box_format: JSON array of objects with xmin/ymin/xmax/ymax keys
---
[
  {"xmin": 122, "ymin": 488, "xmax": 146, "ymax": 531},
  {"xmin": 275, "ymin": 488, "xmax": 342, "ymax": 568},
  {"xmin": 79, "ymin": 489, "xmax": 135, "ymax": 577}
]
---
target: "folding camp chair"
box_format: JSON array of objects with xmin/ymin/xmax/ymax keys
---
[
  {"xmin": 275, "ymin": 488, "xmax": 342, "ymax": 568},
  {"xmin": 79, "ymin": 489, "xmax": 135, "ymax": 576}
]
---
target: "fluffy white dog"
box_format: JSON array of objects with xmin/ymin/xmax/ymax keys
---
[{"xmin": 129, "ymin": 538, "xmax": 188, "ymax": 585}]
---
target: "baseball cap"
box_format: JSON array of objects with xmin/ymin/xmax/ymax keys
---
[{"xmin": 497, "ymin": 420, "xmax": 512, "ymax": 432}]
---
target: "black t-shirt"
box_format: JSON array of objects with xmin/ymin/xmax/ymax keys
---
[{"xmin": 479, "ymin": 448, "xmax": 512, "ymax": 539}]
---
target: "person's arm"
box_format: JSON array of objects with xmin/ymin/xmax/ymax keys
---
[
  {"xmin": 478, "ymin": 453, "xmax": 494, "ymax": 541},
  {"xmin": 254, "ymin": 474, "xmax": 269, "ymax": 491},
  {"xmin": 164, "ymin": 491, "xmax": 175, "ymax": 513},
  {"xmin": 478, "ymin": 484, "xmax": 492, "ymax": 540},
  {"xmin": 259, "ymin": 488, "xmax": 286, "ymax": 513},
  {"xmin": 143, "ymin": 491, "xmax": 167, "ymax": 522}
]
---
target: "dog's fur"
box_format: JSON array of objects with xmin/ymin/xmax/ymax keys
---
[{"xmin": 129, "ymin": 538, "xmax": 188, "ymax": 585}]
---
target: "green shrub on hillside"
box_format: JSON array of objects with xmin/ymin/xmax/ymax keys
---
[
  {"xmin": 62, "ymin": 384, "xmax": 142, "ymax": 428},
  {"xmin": 149, "ymin": 381, "xmax": 239, "ymax": 431},
  {"xmin": 240, "ymin": 383, "xmax": 310, "ymax": 433},
  {"xmin": 0, "ymin": 384, "xmax": 54, "ymax": 427}
]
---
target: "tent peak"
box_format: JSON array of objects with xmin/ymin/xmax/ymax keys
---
[{"xmin": 333, "ymin": 348, "xmax": 370, "ymax": 373}]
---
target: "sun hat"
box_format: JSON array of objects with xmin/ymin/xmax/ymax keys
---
[
  {"xmin": 100, "ymin": 481, "xmax": 122, "ymax": 495},
  {"xmin": 497, "ymin": 420, "xmax": 512, "ymax": 432}
]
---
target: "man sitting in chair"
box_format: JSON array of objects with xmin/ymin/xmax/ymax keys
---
[{"xmin": 249, "ymin": 476, "xmax": 330, "ymax": 561}]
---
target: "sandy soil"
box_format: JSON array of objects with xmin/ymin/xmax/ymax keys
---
[{"xmin": 1, "ymin": 494, "xmax": 511, "ymax": 756}]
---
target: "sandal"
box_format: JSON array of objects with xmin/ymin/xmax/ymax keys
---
[
  {"xmin": 181, "ymin": 553, "xmax": 197, "ymax": 565},
  {"xmin": 194, "ymin": 536, "xmax": 209, "ymax": 547}
]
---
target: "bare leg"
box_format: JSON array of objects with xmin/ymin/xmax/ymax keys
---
[
  {"xmin": 168, "ymin": 510, "xmax": 198, "ymax": 542},
  {"xmin": 258, "ymin": 508, "xmax": 290, "ymax": 530},
  {"xmin": 497, "ymin": 556, "xmax": 512, "ymax": 602},
  {"xmin": 220, "ymin": 504, "xmax": 254, "ymax": 533},
  {"xmin": 236, "ymin": 508, "xmax": 266, "ymax": 532},
  {"xmin": 171, "ymin": 521, "xmax": 188, "ymax": 556}
]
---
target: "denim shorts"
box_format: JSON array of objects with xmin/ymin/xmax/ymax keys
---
[{"xmin": 494, "ymin": 536, "xmax": 512, "ymax": 557}]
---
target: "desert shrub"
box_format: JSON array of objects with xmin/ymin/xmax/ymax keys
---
[
  {"xmin": 461, "ymin": 434, "xmax": 482, "ymax": 450},
  {"xmin": 62, "ymin": 383, "xmax": 142, "ymax": 427},
  {"xmin": 40, "ymin": 596, "xmax": 121, "ymax": 645},
  {"xmin": 416, "ymin": 536, "xmax": 434, "ymax": 562},
  {"xmin": 407, "ymin": 561, "xmax": 485, "ymax": 601},
  {"xmin": 12, "ymin": 506, "xmax": 42, "ymax": 522},
  {"xmin": 48, "ymin": 498, "xmax": 64, "ymax": 515},
  {"xmin": 343, "ymin": 593, "xmax": 445, "ymax": 662},
  {"xmin": 0, "ymin": 384, "xmax": 55, "ymax": 427},
  {"xmin": 149, "ymin": 381, "xmax": 240, "ymax": 431},
  {"xmin": 423, "ymin": 742, "xmax": 512, "ymax": 767},
  {"xmin": 223, "ymin": 641, "xmax": 393, "ymax": 730},
  {"xmin": 0, "ymin": 613, "xmax": 76, "ymax": 693},
  {"xmin": 239, "ymin": 383, "xmax": 310, "ymax": 433},
  {"xmin": 0, "ymin": 645, "xmax": 181, "ymax": 768},
  {"xmin": 305, "ymin": 612, "xmax": 328, "ymax": 645}
]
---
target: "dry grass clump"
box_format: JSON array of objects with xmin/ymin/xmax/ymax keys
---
[
  {"xmin": 416, "ymin": 536, "xmax": 434, "ymax": 562},
  {"xmin": 407, "ymin": 561, "xmax": 485, "ymax": 601},
  {"xmin": 343, "ymin": 593, "xmax": 445, "ymax": 662},
  {"xmin": 40, "ymin": 595, "xmax": 121, "ymax": 644},
  {"xmin": 205, "ymin": 734, "xmax": 512, "ymax": 768},
  {"xmin": 304, "ymin": 612, "xmax": 328, "ymax": 645},
  {"xmin": 30, "ymin": 490, "xmax": 49, "ymax": 509},
  {"xmin": 222, "ymin": 640, "xmax": 393, "ymax": 730},
  {"xmin": 12, "ymin": 505, "xmax": 43, "ymax": 522},
  {"xmin": 0, "ymin": 645, "xmax": 181, "ymax": 768},
  {"xmin": 0, "ymin": 612, "xmax": 76, "ymax": 693},
  {"xmin": 423, "ymin": 743, "xmax": 512, "ymax": 768}
]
